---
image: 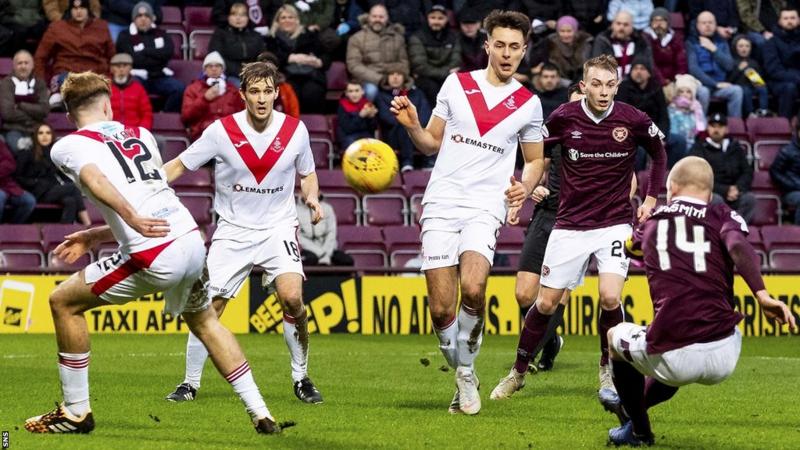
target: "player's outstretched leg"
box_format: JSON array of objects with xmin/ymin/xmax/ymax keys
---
[
  {"xmin": 454, "ymin": 252, "xmax": 490, "ymax": 415},
  {"xmin": 597, "ymin": 275, "xmax": 625, "ymax": 411},
  {"xmin": 425, "ymin": 266, "xmax": 461, "ymax": 413},
  {"xmin": 275, "ymin": 273, "xmax": 322, "ymax": 404},
  {"xmin": 25, "ymin": 272, "xmax": 105, "ymax": 434},
  {"xmin": 182, "ymin": 307, "xmax": 283, "ymax": 434},
  {"xmin": 606, "ymin": 327, "xmax": 655, "ymax": 446},
  {"xmin": 490, "ymin": 286, "xmax": 564, "ymax": 401}
]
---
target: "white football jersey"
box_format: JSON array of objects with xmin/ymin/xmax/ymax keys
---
[
  {"xmin": 423, "ymin": 70, "xmax": 544, "ymax": 222},
  {"xmin": 51, "ymin": 121, "xmax": 198, "ymax": 254},
  {"xmin": 179, "ymin": 110, "xmax": 315, "ymax": 231}
]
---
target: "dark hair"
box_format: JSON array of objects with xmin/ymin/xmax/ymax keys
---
[
  {"xmin": 567, "ymin": 82, "xmax": 582, "ymax": 98},
  {"xmin": 484, "ymin": 10, "xmax": 530, "ymax": 39},
  {"xmin": 540, "ymin": 63, "xmax": 561, "ymax": 76},
  {"xmin": 346, "ymin": 79, "xmax": 362, "ymax": 87},
  {"xmin": 239, "ymin": 61, "xmax": 278, "ymax": 91},
  {"xmin": 780, "ymin": 7, "xmax": 799, "ymax": 15},
  {"xmin": 31, "ymin": 123, "xmax": 53, "ymax": 163},
  {"xmin": 256, "ymin": 51, "xmax": 279, "ymax": 66},
  {"xmin": 583, "ymin": 54, "xmax": 619, "ymax": 79}
]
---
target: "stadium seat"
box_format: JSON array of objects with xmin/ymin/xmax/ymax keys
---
[
  {"xmin": 165, "ymin": 28, "xmax": 188, "ymax": 60},
  {"xmin": 176, "ymin": 192, "xmax": 214, "ymax": 224},
  {"xmin": 669, "ymin": 12, "xmax": 684, "ymax": 32},
  {"xmin": 338, "ymin": 225, "xmax": 387, "ymax": 266},
  {"xmin": 0, "ymin": 58, "xmax": 12, "ymax": 77},
  {"xmin": 325, "ymin": 193, "xmax": 361, "ymax": 225},
  {"xmin": 401, "ymin": 170, "xmax": 431, "ymax": 197},
  {"xmin": 202, "ymin": 223, "xmax": 217, "ymax": 246},
  {"xmin": 751, "ymin": 170, "xmax": 779, "ymax": 192},
  {"xmin": 747, "ymin": 116, "xmax": 792, "ymax": 142},
  {"xmin": 751, "ymin": 194, "xmax": 782, "ymax": 226},
  {"xmin": 160, "ymin": 136, "xmax": 190, "ymax": 162},
  {"xmin": 754, "ymin": 140, "xmax": 789, "ymax": 171},
  {"xmin": 189, "ymin": 30, "xmax": 214, "ymax": 61},
  {"xmin": 151, "ymin": 112, "xmax": 187, "ymax": 138},
  {"xmin": 168, "ymin": 59, "xmax": 203, "ymax": 87},
  {"xmin": 316, "ymin": 169, "xmax": 354, "ymax": 193},
  {"xmin": 302, "ymin": 114, "xmax": 335, "ymax": 169},
  {"xmin": 745, "ymin": 226, "xmax": 768, "ymax": 269},
  {"xmin": 184, "ymin": 6, "xmax": 213, "ymax": 28},
  {"xmin": 0, "ymin": 224, "xmax": 45, "ymax": 269},
  {"xmin": 41, "ymin": 224, "xmax": 92, "ymax": 269},
  {"xmin": 174, "ymin": 167, "xmax": 213, "ymax": 195},
  {"xmin": 726, "ymin": 117, "xmax": 748, "ymax": 142},
  {"xmin": 496, "ymin": 226, "xmax": 525, "ymax": 267},
  {"xmin": 382, "ymin": 225, "xmax": 421, "ymax": 267},
  {"xmin": 363, "ymin": 193, "xmax": 408, "ymax": 226},
  {"xmin": 161, "ymin": 5, "xmax": 182, "ymax": 25},
  {"xmin": 48, "ymin": 112, "xmax": 74, "ymax": 137},
  {"xmin": 83, "ymin": 201, "xmax": 105, "ymax": 225},
  {"xmin": 325, "ymin": 61, "xmax": 348, "ymax": 101},
  {"xmin": 761, "ymin": 225, "xmax": 800, "ymax": 269},
  {"xmin": 409, "ymin": 194, "xmax": 424, "ymax": 224}
]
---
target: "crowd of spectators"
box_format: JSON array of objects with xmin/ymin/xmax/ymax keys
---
[{"xmin": 2, "ymin": 0, "xmax": 800, "ymax": 226}]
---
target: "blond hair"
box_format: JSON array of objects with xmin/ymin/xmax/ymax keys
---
[
  {"xmin": 583, "ymin": 55, "xmax": 619, "ymax": 79},
  {"xmin": 60, "ymin": 71, "xmax": 111, "ymax": 115},
  {"xmin": 270, "ymin": 4, "xmax": 303, "ymax": 39}
]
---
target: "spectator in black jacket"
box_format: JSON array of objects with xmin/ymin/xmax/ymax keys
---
[
  {"xmin": 616, "ymin": 57, "xmax": 687, "ymax": 168},
  {"xmin": 336, "ymin": 80, "xmax": 377, "ymax": 150},
  {"xmin": 688, "ymin": 112, "xmax": 756, "ymax": 223},
  {"xmin": 265, "ymin": 4, "xmax": 329, "ymax": 113},
  {"xmin": 101, "ymin": 0, "xmax": 161, "ymax": 42},
  {"xmin": 688, "ymin": 0, "xmax": 741, "ymax": 40},
  {"xmin": 408, "ymin": 4, "xmax": 460, "ymax": 105},
  {"xmin": 14, "ymin": 123, "xmax": 89, "ymax": 224},
  {"xmin": 213, "ymin": 0, "xmax": 281, "ymax": 35},
  {"xmin": 591, "ymin": 10, "xmax": 654, "ymax": 80},
  {"xmin": 369, "ymin": 0, "xmax": 426, "ymax": 37},
  {"xmin": 562, "ymin": 0, "xmax": 608, "ymax": 35},
  {"xmin": 535, "ymin": 63, "xmax": 568, "ymax": 118},
  {"xmin": 770, "ymin": 126, "xmax": 800, "ymax": 224},
  {"xmin": 457, "ymin": 9, "xmax": 486, "ymax": 72},
  {"xmin": 209, "ymin": 2, "xmax": 266, "ymax": 87},
  {"xmin": 374, "ymin": 64, "xmax": 432, "ymax": 171},
  {"xmin": 116, "ymin": 2, "xmax": 183, "ymax": 112},
  {"xmin": 762, "ymin": 7, "xmax": 800, "ymax": 118}
]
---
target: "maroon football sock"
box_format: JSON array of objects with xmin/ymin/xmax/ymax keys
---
[
  {"xmin": 611, "ymin": 359, "xmax": 652, "ymax": 437},
  {"xmin": 598, "ymin": 305, "xmax": 623, "ymax": 366},
  {"xmin": 513, "ymin": 306, "xmax": 552, "ymax": 373},
  {"xmin": 644, "ymin": 377, "xmax": 679, "ymax": 409}
]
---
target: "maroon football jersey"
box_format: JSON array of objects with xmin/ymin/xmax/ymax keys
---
[
  {"xmin": 545, "ymin": 100, "xmax": 666, "ymax": 230},
  {"xmin": 637, "ymin": 198, "xmax": 746, "ymax": 354}
]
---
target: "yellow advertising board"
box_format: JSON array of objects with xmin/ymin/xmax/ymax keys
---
[{"xmin": 0, "ymin": 275, "xmax": 249, "ymax": 334}]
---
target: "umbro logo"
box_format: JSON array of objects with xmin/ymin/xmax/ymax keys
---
[
  {"xmin": 464, "ymin": 89, "xmax": 481, "ymax": 95},
  {"xmin": 233, "ymin": 140, "xmax": 248, "ymax": 148},
  {"xmin": 570, "ymin": 130, "xmax": 582, "ymax": 139}
]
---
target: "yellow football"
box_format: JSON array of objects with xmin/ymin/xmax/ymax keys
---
[{"xmin": 341, "ymin": 138, "xmax": 399, "ymax": 194}]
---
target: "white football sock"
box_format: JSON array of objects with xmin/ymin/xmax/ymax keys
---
[
  {"xmin": 434, "ymin": 315, "xmax": 458, "ymax": 369},
  {"xmin": 226, "ymin": 360, "xmax": 271, "ymax": 421},
  {"xmin": 283, "ymin": 311, "xmax": 309, "ymax": 382},
  {"xmin": 183, "ymin": 331, "xmax": 208, "ymax": 389},
  {"xmin": 456, "ymin": 304, "xmax": 484, "ymax": 371},
  {"xmin": 58, "ymin": 352, "xmax": 90, "ymax": 416}
]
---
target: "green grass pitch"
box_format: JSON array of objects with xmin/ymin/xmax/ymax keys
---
[{"xmin": 1, "ymin": 334, "xmax": 798, "ymax": 449}]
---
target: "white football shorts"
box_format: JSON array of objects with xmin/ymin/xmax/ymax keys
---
[
  {"xmin": 420, "ymin": 204, "xmax": 502, "ymax": 271},
  {"xmin": 540, "ymin": 223, "xmax": 632, "ymax": 290},
  {"xmin": 86, "ymin": 230, "xmax": 208, "ymax": 315},
  {"xmin": 206, "ymin": 221, "xmax": 304, "ymax": 299},
  {"xmin": 611, "ymin": 322, "xmax": 742, "ymax": 387}
]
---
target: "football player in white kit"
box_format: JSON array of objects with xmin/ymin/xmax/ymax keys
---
[
  {"xmin": 24, "ymin": 72, "xmax": 284, "ymax": 435},
  {"xmin": 390, "ymin": 10, "xmax": 545, "ymax": 415},
  {"xmin": 162, "ymin": 62, "xmax": 324, "ymax": 404}
]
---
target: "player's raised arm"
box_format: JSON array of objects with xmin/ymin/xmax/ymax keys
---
[
  {"xmin": 78, "ymin": 164, "xmax": 169, "ymax": 237},
  {"xmin": 390, "ymin": 95, "xmax": 445, "ymax": 155}
]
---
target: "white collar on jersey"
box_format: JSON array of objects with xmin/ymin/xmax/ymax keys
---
[
  {"xmin": 580, "ymin": 98, "xmax": 614, "ymax": 124},
  {"xmin": 672, "ymin": 195, "xmax": 708, "ymax": 205}
]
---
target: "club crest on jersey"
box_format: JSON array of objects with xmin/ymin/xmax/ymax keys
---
[
  {"xmin": 503, "ymin": 96, "xmax": 518, "ymax": 110},
  {"xmin": 271, "ymin": 137, "xmax": 284, "ymax": 153},
  {"xmin": 612, "ymin": 127, "xmax": 628, "ymax": 142},
  {"xmin": 541, "ymin": 265, "xmax": 550, "ymax": 277},
  {"xmin": 568, "ymin": 148, "xmax": 579, "ymax": 161}
]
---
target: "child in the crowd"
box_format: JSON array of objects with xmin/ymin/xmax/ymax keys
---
[
  {"xmin": 336, "ymin": 80, "xmax": 378, "ymax": 150},
  {"xmin": 668, "ymin": 74, "xmax": 706, "ymax": 149},
  {"xmin": 729, "ymin": 35, "xmax": 769, "ymax": 117},
  {"xmin": 374, "ymin": 65, "xmax": 433, "ymax": 172}
]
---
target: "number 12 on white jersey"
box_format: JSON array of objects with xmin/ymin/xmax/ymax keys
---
[{"xmin": 656, "ymin": 216, "xmax": 711, "ymax": 272}]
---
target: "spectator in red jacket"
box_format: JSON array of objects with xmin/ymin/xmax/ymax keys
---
[
  {"xmin": 109, "ymin": 53, "xmax": 153, "ymax": 129},
  {"xmin": 34, "ymin": 0, "xmax": 115, "ymax": 106},
  {"xmin": 642, "ymin": 7, "xmax": 688, "ymax": 87},
  {"xmin": 181, "ymin": 51, "xmax": 244, "ymax": 142}
]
